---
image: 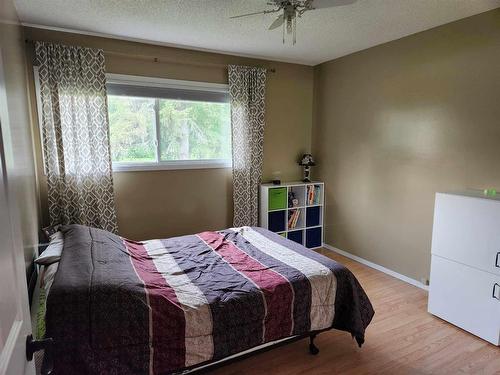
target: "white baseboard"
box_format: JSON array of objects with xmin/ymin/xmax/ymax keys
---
[{"xmin": 323, "ymin": 243, "xmax": 429, "ymax": 291}]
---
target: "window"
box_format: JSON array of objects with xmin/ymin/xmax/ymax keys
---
[{"xmin": 106, "ymin": 74, "xmax": 231, "ymax": 171}]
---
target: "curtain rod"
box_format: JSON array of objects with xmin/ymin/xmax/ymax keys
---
[{"xmin": 25, "ymin": 39, "xmax": 276, "ymax": 73}]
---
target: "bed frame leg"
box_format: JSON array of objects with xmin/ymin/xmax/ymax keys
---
[{"xmin": 309, "ymin": 334, "xmax": 319, "ymax": 355}]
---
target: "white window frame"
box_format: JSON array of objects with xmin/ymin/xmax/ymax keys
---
[
  {"xmin": 33, "ymin": 69, "xmax": 232, "ymax": 173},
  {"xmin": 106, "ymin": 74, "xmax": 232, "ymax": 172}
]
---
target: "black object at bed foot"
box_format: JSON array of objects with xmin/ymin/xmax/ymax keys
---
[{"xmin": 309, "ymin": 334, "xmax": 319, "ymax": 355}]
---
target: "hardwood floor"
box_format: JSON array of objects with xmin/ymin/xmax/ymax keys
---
[{"xmin": 209, "ymin": 249, "xmax": 500, "ymax": 375}]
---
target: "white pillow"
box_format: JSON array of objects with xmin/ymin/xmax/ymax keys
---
[{"xmin": 35, "ymin": 231, "xmax": 64, "ymax": 265}]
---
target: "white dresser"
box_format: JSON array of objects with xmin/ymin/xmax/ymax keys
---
[{"xmin": 428, "ymin": 192, "xmax": 500, "ymax": 345}]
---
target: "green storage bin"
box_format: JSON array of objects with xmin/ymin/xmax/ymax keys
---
[{"xmin": 268, "ymin": 187, "xmax": 287, "ymax": 210}]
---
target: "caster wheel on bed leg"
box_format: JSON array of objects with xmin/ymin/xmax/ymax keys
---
[
  {"xmin": 309, "ymin": 343, "xmax": 320, "ymax": 355},
  {"xmin": 309, "ymin": 335, "xmax": 319, "ymax": 355}
]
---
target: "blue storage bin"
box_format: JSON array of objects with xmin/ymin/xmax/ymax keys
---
[
  {"xmin": 268, "ymin": 210, "xmax": 286, "ymax": 233},
  {"xmin": 287, "ymin": 230, "xmax": 303, "ymax": 245},
  {"xmin": 306, "ymin": 206, "xmax": 321, "ymax": 227},
  {"xmin": 306, "ymin": 227, "xmax": 322, "ymax": 248}
]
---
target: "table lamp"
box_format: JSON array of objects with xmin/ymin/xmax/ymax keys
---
[{"xmin": 298, "ymin": 154, "xmax": 315, "ymax": 182}]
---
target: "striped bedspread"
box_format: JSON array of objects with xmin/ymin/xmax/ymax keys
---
[{"xmin": 46, "ymin": 225, "xmax": 374, "ymax": 375}]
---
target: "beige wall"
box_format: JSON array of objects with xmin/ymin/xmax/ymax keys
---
[
  {"xmin": 313, "ymin": 9, "xmax": 500, "ymax": 281},
  {"xmin": 24, "ymin": 27, "xmax": 314, "ymax": 240},
  {"xmin": 0, "ymin": 1, "xmax": 40, "ymax": 269}
]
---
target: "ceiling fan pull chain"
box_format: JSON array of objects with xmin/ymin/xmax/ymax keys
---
[
  {"xmin": 282, "ymin": 20, "xmax": 285, "ymax": 44},
  {"xmin": 293, "ymin": 16, "xmax": 297, "ymax": 45}
]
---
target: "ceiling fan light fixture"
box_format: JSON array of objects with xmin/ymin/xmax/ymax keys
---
[{"xmin": 231, "ymin": 0, "xmax": 357, "ymax": 46}]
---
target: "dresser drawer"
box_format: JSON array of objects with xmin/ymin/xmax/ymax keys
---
[
  {"xmin": 432, "ymin": 193, "xmax": 500, "ymax": 276},
  {"xmin": 428, "ymin": 255, "xmax": 500, "ymax": 345}
]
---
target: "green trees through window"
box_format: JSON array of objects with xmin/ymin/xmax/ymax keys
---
[
  {"xmin": 108, "ymin": 96, "xmax": 156, "ymax": 163},
  {"xmin": 159, "ymin": 99, "xmax": 231, "ymax": 161},
  {"xmin": 108, "ymin": 95, "xmax": 231, "ymax": 164}
]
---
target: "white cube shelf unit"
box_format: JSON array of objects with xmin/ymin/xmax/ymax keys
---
[{"xmin": 260, "ymin": 181, "xmax": 324, "ymax": 249}]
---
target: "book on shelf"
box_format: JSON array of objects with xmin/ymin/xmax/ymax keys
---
[
  {"xmin": 293, "ymin": 210, "xmax": 300, "ymax": 227},
  {"xmin": 307, "ymin": 185, "xmax": 321, "ymax": 205},
  {"xmin": 314, "ymin": 185, "xmax": 320, "ymax": 205},
  {"xmin": 287, "ymin": 209, "xmax": 301, "ymax": 229}
]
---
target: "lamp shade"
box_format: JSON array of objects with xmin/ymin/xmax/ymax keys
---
[{"xmin": 298, "ymin": 153, "xmax": 316, "ymax": 166}]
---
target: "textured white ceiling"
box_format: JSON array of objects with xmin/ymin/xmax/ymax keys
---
[{"xmin": 14, "ymin": 0, "xmax": 500, "ymax": 65}]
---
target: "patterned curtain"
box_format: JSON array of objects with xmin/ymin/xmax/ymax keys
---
[
  {"xmin": 228, "ymin": 65, "xmax": 267, "ymax": 227},
  {"xmin": 35, "ymin": 41, "xmax": 118, "ymax": 233}
]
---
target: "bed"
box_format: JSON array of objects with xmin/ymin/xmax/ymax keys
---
[{"xmin": 36, "ymin": 224, "xmax": 374, "ymax": 374}]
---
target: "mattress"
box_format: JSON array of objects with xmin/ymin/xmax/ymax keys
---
[{"xmin": 44, "ymin": 224, "xmax": 374, "ymax": 374}]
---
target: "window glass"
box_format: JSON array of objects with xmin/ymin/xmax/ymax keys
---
[
  {"xmin": 108, "ymin": 96, "xmax": 156, "ymax": 163},
  {"xmin": 158, "ymin": 100, "xmax": 231, "ymax": 161},
  {"xmin": 105, "ymin": 76, "xmax": 231, "ymax": 170}
]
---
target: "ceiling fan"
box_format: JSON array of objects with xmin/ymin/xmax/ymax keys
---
[{"xmin": 230, "ymin": 0, "xmax": 357, "ymax": 45}]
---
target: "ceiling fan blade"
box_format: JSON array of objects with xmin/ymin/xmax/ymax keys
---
[
  {"xmin": 230, "ymin": 10, "xmax": 269, "ymax": 19},
  {"xmin": 307, "ymin": 0, "xmax": 357, "ymax": 9},
  {"xmin": 230, "ymin": 8, "xmax": 280, "ymax": 19},
  {"xmin": 268, "ymin": 15, "xmax": 284, "ymax": 30}
]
